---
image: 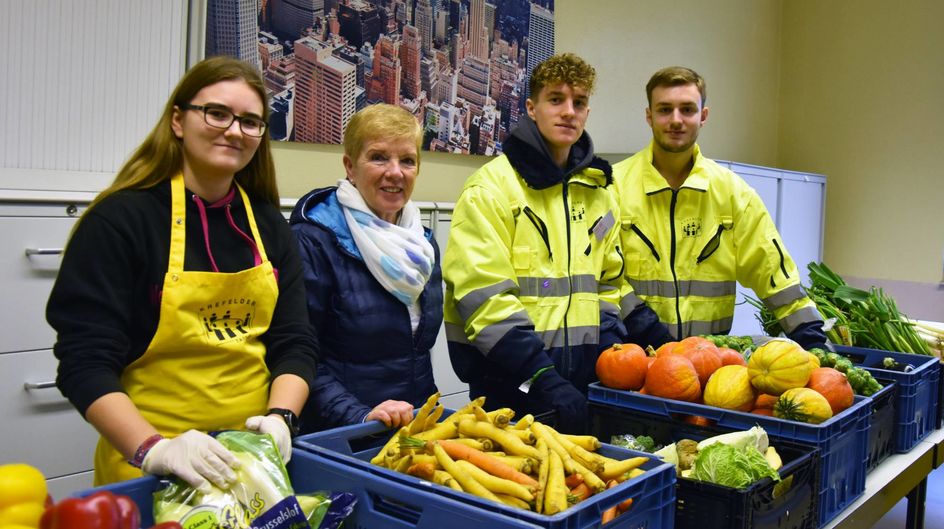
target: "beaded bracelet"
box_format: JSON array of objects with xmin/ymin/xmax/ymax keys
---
[{"xmin": 128, "ymin": 433, "xmax": 164, "ymax": 468}]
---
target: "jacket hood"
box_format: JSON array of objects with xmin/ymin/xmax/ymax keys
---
[
  {"xmin": 290, "ymin": 186, "xmax": 361, "ymax": 258},
  {"xmin": 502, "ymin": 115, "xmax": 612, "ymax": 190}
]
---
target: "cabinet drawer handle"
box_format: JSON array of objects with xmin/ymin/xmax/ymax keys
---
[
  {"xmin": 24, "ymin": 381, "xmax": 57, "ymax": 390},
  {"xmin": 25, "ymin": 248, "xmax": 64, "ymax": 256}
]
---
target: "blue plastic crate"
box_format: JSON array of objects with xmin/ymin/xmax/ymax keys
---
[
  {"xmin": 293, "ymin": 419, "xmax": 676, "ymax": 529},
  {"xmin": 588, "ymin": 383, "xmax": 871, "ymax": 528},
  {"xmin": 865, "ymin": 380, "xmax": 896, "ymax": 472},
  {"xmin": 589, "ymin": 404, "xmax": 820, "ymax": 529},
  {"xmin": 833, "ymin": 345, "xmax": 941, "ymax": 452}
]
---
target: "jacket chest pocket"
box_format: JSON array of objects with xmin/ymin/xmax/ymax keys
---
[
  {"xmin": 621, "ymin": 215, "xmax": 660, "ymax": 277},
  {"xmin": 695, "ymin": 215, "xmax": 733, "ymax": 264}
]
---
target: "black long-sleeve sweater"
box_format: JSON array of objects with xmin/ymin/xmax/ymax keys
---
[{"xmin": 46, "ymin": 179, "xmax": 319, "ymax": 416}]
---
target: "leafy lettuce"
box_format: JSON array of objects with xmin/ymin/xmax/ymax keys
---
[{"xmin": 689, "ymin": 442, "xmax": 780, "ymax": 488}]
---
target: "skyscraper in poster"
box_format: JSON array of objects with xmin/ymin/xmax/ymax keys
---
[
  {"xmin": 525, "ymin": 3, "xmax": 554, "ymax": 99},
  {"xmin": 294, "ymin": 36, "xmax": 357, "ymax": 144},
  {"xmin": 206, "ymin": 0, "xmax": 260, "ymax": 69}
]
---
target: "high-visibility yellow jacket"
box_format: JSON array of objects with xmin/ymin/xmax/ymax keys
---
[
  {"xmin": 613, "ymin": 142, "xmax": 825, "ymax": 346},
  {"xmin": 444, "ymin": 122, "xmax": 670, "ymax": 399}
]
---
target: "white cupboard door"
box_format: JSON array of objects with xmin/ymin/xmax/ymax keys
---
[
  {"xmin": 779, "ymin": 178, "xmax": 825, "ymax": 286},
  {"xmin": 0, "ymin": 349, "xmax": 98, "ymax": 480},
  {"xmin": 0, "ymin": 215, "xmax": 77, "ymax": 354}
]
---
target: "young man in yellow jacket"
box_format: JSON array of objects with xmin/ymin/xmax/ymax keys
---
[
  {"xmin": 613, "ymin": 66, "xmax": 827, "ymax": 349},
  {"xmin": 443, "ymin": 54, "xmax": 672, "ymax": 432}
]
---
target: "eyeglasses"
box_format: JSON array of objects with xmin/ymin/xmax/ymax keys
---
[{"xmin": 181, "ymin": 103, "xmax": 267, "ymax": 137}]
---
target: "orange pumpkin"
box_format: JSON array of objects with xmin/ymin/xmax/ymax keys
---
[
  {"xmin": 753, "ymin": 393, "xmax": 780, "ymax": 410},
  {"xmin": 670, "ymin": 336, "xmax": 723, "ymax": 386},
  {"xmin": 751, "ymin": 408, "xmax": 774, "ymax": 416},
  {"xmin": 806, "ymin": 367, "xmax": 855, "ymax": 414},
  {"xmin": 655, "ymin": 341, "xmax": 679, "ymax": 357},
  {"xmin": 717, "ymin": 347, "xmax": 747, "ymax": 367},
  {"xmin": 644, "ymin": 354, "xmax": 702, "ymax": 402},
  {"xmin": 596, "ymin": 343, "xmax": 648, "ymax": 390},
  {"xmin": 680, "ymin": 414, "xmax": 715, "ymax": 427}
]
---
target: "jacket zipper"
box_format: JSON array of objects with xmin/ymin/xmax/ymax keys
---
[
  {"xmin": 523, "ymin": 206, "xmax": 553, "ymax": 261},
  {"xmin": 669, "ymin": 190, "xmax": 683, "ymax": 338},
  {"xmin": 630, "ymin": 225, "xmax": 661, "ymax": 262},
  {"xmin": 696, "ymin": 224, "xmax": 725, "ymax": 263},
  {"xmin": 561, "ymin": 182, "xmax": 572, "ymax": 378}
]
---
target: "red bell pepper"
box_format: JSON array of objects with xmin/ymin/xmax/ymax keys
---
[{"xmin": 40, "ymin": 490, "xmax": 140, "ymax": 529}]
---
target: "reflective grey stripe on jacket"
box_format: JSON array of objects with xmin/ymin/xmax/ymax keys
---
[
  {"xmin": 779, "ymin": 306, "xmax": 823, "ymax": 334},
  {"xmin": 518, "ymin": 274, "xmax": 597, "ymax": 297},
  {"xmin": 445, "ymin": 320, "xmax": 600, "ymax": 351},
  {"xmin": 674, "ymin": 317, "xmax": 735, "ymax": 339},
  {"xmin": 456, "ymin": 275, "xmax": 599, "ymax": 322},
  {"xmin": 630, "ymin": 278, "xmax": 736, "ymax": 299},
  {"xmin": 762, "ymin": 284, "xmax": 805, "ymax": 311}
]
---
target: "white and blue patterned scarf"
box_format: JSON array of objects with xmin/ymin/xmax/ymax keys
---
[{"xmin": 336, "ymin": 179, "xmax": 435, "ymax": 308}]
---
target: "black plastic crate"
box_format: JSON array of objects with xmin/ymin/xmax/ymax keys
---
[
  {"xmin": 866, "ymin": 379, "xmax": 897, "ymax": 472},
  {"xmin": 589, "ymin": 403, "xmax": 820, "ymax": 529}
]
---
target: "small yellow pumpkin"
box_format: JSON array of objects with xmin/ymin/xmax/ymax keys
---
[
  {"xmin": 774, "ymin": 387, "xmax": 834, "ymax": 424},
  {"xmin": 747, "ymin": 339, "xmax": 813, "ymax": 395},
  {"xmin": 703, "ymin": 365, "xmax": 755, "ymax": 411}
]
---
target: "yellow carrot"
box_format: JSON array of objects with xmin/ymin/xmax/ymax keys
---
[
  {"xmin": 424, "ymin": 403, "xmax": 445, "ymax": 430},
  {"xmin": 512, "ymin": 414, "xmax": 535, "ymax": 430},
  {"xmin": 496, "ymin": 494, "xmax": 530, "ymax": 510},
  {"xmin": 562, "ymin": 434, "xmax": 601, "ymax": 451},
  {"xmin": 455, "ymin": 460, "xmax": 535, "ymax": 502},
  {"xmin": 600, "ymin": 457, "xmax": 648, "ymax": 481},
  {"xmin": 543, "ymin": 449, "xmax": 568, "ymax": 514},
  {"xmin": 531, "ymin": 422, "xmax": 576, "ymax": 474},
  {"xmin": 371, "ymin": 426, "xmax": 409, "ymax": 466},
  {"xmin": 408, "ymin": 392, "xmax": 441, "ymax": 434},
  {"xmin": 458, "ymin": 418, "xmax": 541, "ymax": 459},
  {"xmin": 443, "ymin": 396, "xmax": 486, "ymax": 422},
  {"xmin": 535, "ymin": 438, "xmax": 549, "ymax": 515},
  {"xmin": 415, "ymin": 420, "xmax": 458, "ymax": 441},
  {"xmin": 486, "ymin": 408, "xmax": 516, "ymax": 427}
]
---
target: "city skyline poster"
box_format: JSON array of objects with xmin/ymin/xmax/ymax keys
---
[{"xmin": 205, "ymin": 0, "xmax": 555, "ymax": 156}]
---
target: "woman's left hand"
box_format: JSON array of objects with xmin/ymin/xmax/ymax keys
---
[
  {"xmin": 365, "ymin": 400, "xmax": 414, "ymax": 428},
  {"xmin": 245, "ymin": 415, "xmax": 292, "ymax": 463}
]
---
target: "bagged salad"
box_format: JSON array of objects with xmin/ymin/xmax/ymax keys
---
[{"xmin": 153, "ymin": 430, "xmax": 354, "ymax": 529}]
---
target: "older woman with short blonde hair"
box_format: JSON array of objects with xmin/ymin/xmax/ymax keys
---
[{"xmin": 290, "ymin": 103, "xmax": 442, "ymax": 433}]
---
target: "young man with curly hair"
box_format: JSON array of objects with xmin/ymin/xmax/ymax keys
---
[{"xmin": 442, "ymin": 54, "xmax": 671, "ymax": 432}]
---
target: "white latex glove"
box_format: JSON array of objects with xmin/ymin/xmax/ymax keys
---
[
  {"xmin": 245, "ymin": 414, "xmax": 292, "ymax": 463},
  {"xmin": 141, "ymin": 429, "xmax": 239, "ymax": 493}
]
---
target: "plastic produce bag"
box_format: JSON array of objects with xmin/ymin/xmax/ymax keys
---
[
  {"xmin": 152, "ymin": 430, "xmax": 310, "ymax": 529},
  {"xmin": 296, "ymin": 491, "xmax": 357, "ymax": 529}
]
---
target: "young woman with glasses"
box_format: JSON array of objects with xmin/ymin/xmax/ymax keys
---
[{"xmin": 46, "ymin": 56, "xmax": 318, "ymax": 491}]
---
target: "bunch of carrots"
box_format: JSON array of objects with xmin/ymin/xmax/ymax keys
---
[{"xmin": 369, "ymin": 392, "xmax": 648, "ymax": 523}]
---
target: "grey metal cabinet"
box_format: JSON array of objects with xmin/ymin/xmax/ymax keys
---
[{"xmin": 722, "ymin": 162, "xmax": 826, "ymax": 336}]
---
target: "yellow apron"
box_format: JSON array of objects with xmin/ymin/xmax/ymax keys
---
[{"xmin": 94, "ymin": 174, "xmax": 278, "ymax": 485}]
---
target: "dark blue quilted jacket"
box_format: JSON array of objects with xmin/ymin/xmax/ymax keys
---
[{"xmin": 290, "ymin": 187, "xmax": 442, "ymax": 433}]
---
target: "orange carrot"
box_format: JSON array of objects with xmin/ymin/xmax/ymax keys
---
[
  {"xmin": 406, "ymin": 462, "xmax": 436, "ymax": 480},
  {"xmin": 400, "ymin": 435, "xmax": 539, "ymax": 487},
  {"xmin": 569, "ymin": 482, "xmax": 591, "ymax": 503},
  {"xmin": 601, "ymin": 479, "xmax": 620, "ymax": 524},
  {"xmin": 617, "ymin": 498, "xmax": 633, "ymax": 512},
  {"xmin": 565, "ymin": 473, "xmax": 585, "ymax": 489}
]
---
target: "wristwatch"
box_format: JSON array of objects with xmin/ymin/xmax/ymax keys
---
[{"xmin": 267, "ymin": 407, "xmax": 300, "ymax": 437}]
